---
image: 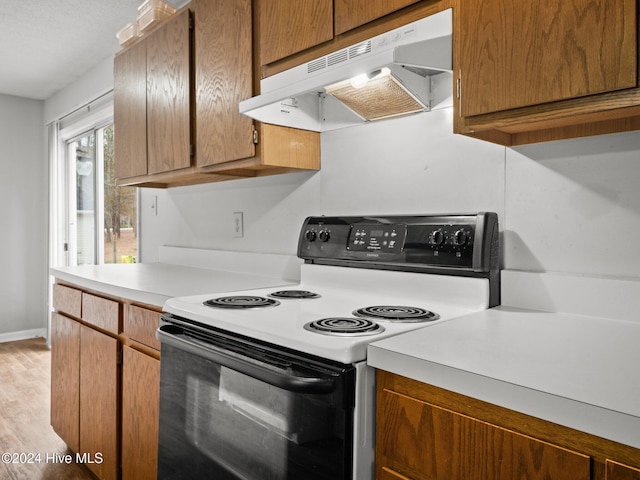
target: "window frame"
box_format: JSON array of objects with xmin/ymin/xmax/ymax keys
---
[{"xmin": 51, "ymin": 93, "xmax": 139, "ymax": 267}]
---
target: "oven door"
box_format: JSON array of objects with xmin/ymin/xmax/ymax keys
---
[{"xmin": 156, "ymin": 317, "xmax": 355, "ymax": 480}]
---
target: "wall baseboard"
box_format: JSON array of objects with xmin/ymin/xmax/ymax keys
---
[{"xmin": 0, "ymin": 328, "xmax": 47, "ymax": 344}]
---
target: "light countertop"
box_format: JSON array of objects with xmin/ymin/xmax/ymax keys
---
[
  {"xmin": 50, "ymin": 247, "xmax": 301, "ymax": 307},
  {"xmin": 368, "ymin": 305, "xmax": 640, "ymax": 449}
]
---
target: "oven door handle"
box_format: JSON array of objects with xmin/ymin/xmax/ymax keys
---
[{"xmin": 157, "ymin": 325, "xmax": 336, "ymax": 394}]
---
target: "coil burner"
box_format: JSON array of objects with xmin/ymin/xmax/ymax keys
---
[
  {"xmin": 353, "ymin": 305, "xmax": 439, "ymax": 322},
  {"xmin": 304, "ymin": 317, "xmax": 384, "ymax": 336},
  {"xmin": 268, "ymin": 290, "xmax": 321, "ymax": 299},
  {"xmin": 203, "ymin": 296, "xmax": 280, "ymax": 309}
]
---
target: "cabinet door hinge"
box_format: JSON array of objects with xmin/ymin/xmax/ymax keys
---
[
  {"xmin": 117, "ymin": 349, "xmax": 123, "ymax": 366},
  {"xmin": 190, "ymin": 144, "xmax": 195, "ymax": 157},
  {"xmin": 252, "ymin": 129, "xmax": 259, "ymax": 144},
  {"xmin": 456, "ymin": 77, "xmax": 461, "ymax": 100}
]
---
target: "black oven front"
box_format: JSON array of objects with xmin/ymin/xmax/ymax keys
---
[{"xmin": 156, "ymin": 314, "xmax": 356, "ymax": 480}]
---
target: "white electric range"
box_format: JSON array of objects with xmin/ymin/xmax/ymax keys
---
[{"xmin": 158, "ymin": 213, "xmax": 500, "ymax": 480}]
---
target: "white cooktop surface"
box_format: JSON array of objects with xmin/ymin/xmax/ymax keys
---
[{"xmin": 164, "ymin": 264, "xmax": 491, "ymax": 364}]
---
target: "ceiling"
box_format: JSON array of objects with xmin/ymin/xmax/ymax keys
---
[{"xmin": 0, "ymin": 0, "xmax": 183, "ymax": 100}]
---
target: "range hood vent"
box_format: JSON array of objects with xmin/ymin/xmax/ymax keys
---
[{"xmin": 239, "ymin": 9, "xmax": 452, "ymax": 132}]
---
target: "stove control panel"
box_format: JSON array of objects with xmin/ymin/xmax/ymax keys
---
[
  {"xmin": 298, "ymin": 213, "xmax": 499, "ymax": 274},
  {"xmin": 347, "ymin": 224, "xmax": 406, "ymax": 253}
]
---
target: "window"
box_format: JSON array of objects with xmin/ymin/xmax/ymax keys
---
[
  {"xmin": 51, "ymin": 92, "xmax": 138, "ymax": 267},
  {"xmin": 67, "ymin": 125, "xmax": 137, "ymax": 265}
]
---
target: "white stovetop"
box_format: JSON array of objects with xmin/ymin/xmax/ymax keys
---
[
  {"xmin": 368, "ymin": 270, "xmax": 640, "ymax": 449},
  {"xmin": 164, "ymin": 264, "xmax": 491, "ymax": 364}
]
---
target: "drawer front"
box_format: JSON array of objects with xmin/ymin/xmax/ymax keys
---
[
  {"xmin": 378, "ymin": 388, "xmax": 591, "ymax": 480},
  {"xmin": 124, "ymin": 305, "xmax": 161, "ymax": 351},
  {"xmin": 52, "ymin": 284, "xmax": 82, "ymax": 318},
  {"xmin": 82, "ymin": 293, "xmax": 120, "ymax": 334}
]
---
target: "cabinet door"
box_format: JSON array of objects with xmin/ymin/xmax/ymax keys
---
[
  {"xmin": 258, "ymin": 0, "xmax": 333, "ymax": 66},
  {"xmin": 459, "ymin": 0, "xmax": 637, "ymax": 117},
  {"xmin": 114, "ymin": 40, "xmax": 148, "ymax": 180},
  {"xmin": 50, "ymin": 313, "xmax": 80, "ymax": 453},
  {"xmin": 377, "ymin": 388, "xmax": 591, "ymax": 480},
  {"xmin": 334, "ymin": 0, "xmax": 421, "ymax": 35},
  {"xmin": 122, "ymin": 347, "xmax": 160, "ymax": 480},
  {"xmin": 193, "ymin": 0, "xmax": 255, "ymax": 167},
  {"xmin": 607, "ymin": 460, "xmax": 640, "ymax": 480},
  {"xmin": 146, "ymin": 9, "xmax": 192, "ymax": 175},
  {"xmin": 79, "ymin": 326, "xmax": 119, "ymax": 480}
]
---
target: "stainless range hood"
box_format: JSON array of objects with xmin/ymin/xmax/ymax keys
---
[{"xmin": 239, "ymin": 8, "xmax": 452, "ymax": 132}]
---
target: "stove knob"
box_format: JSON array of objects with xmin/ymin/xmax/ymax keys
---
[
  {"xmin": 305, "ymin": 230, "xmax": 317, "ymax": 242},
  {"xmin": 453, "ymin": 229, "xmax": 468, "ymax": 246},
  {"xmin": 318, "ymin": 230, "xmax": 331, "ymax": 242},
  {"xmin": 428, "ymin": 229, "xmax": 444, "ymax": 246}
]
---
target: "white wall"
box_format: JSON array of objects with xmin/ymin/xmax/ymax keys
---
[
  {"xmin": 0, "ymin": 94, "xmax": 47, "ymax": 339},
  {"xmin": 44, "ymin": 57, "xmax": 114, "ymax": 125},
  {"xmin": 505, "ymin": 131, "xmax": 640, "ymax": 279},
  {"xmin": 141, "ymin": 109, "xmax": 640, "ymax": 288},
  {"xmin": 140, "ymin": 109, "xmax": 506, "ymax": 261}
]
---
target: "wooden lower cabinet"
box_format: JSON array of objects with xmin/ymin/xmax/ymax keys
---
[
  {"xmin": 50, "ymin": 313, "xmax": 81, "ymax": 453},
  {"xmin": 79, "ymin": 325, "xmax": 119, "ymax": 480},
  {"xmin": 378, "ymin": 386, "xmax": 589, "ymax": 479},
  {"xmin": 121, "ymin": 346, "xmax": 160, "ymax": 480},
  {"xmin": 51, "ymin": 281, "xmax": 162, "ymax": 480},
  {"xmin": 607, "ymin": 460, "xmax": 640, "ymax": 480},
  {"xmin": 376, "ymin": 370, "xmax": 640, "ymax": 480},
  {"xmin": 50, "ymin": 313, "xmax": 119, "ymax": 480}
]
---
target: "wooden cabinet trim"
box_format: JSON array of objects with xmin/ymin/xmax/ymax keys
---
[{"xmin": 380, "ymin": 466, "xmax": 413, "ymax": 480}]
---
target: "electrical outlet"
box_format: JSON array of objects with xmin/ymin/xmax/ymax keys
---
[{"xmin": 233, "ymin": 212, "xmax": 244, "ymax": 238}]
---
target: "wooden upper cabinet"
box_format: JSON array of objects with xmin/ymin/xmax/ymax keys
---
[
  {"xmin": 334, "ymin": 0, "xmax": 422, "ymax": 35},
  {"xmin": 458, "ymin": 0, "xmax": 637, "ymax": 117},
  {"xmin": 114, "ymin": 40, "xmax": 148, "ymax": 180},
  {"xmin": 258, "ymin": 0, "xmax": 334, "ymax": 65},
  {"xmin": 193, "ymin": 0, "xmax": 255, "ymax": 167},
  {"xmin": 146, "ymin": 9, "xmax": 192, "ymax": 175}
]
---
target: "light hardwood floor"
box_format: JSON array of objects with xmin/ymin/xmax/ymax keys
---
[{"xmin": 0, "ymin": 337, "xmax": 96, "ymax": 480}]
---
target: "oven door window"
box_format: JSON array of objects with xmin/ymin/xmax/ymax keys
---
[{"xmin": 158, "ymin": 337, "xmax": 354, "ymax": 480}]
